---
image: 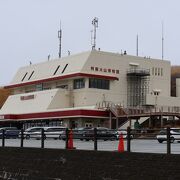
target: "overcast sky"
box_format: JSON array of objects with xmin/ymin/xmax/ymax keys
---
[{"xmin": 0, "ymin": 0, "xmax": 180, "ymax": 85}]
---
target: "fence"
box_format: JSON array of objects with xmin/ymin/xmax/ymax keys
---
[{"xmin": 0, "ymin": 127, "xmax": 178, "ymax": 154}]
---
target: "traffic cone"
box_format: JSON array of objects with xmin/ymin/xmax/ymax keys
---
[
  {"xmin": 68, "ymin": 130, "xmax": 75, "ymax": 149},
  {"xmin": 118, "ymin": 133, "xmax": 124, "ymax": 152}
]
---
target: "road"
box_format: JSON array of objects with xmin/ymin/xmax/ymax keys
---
[{"xmin": 1, "ymin": 138, "xmax": 180, "ymax": 154}]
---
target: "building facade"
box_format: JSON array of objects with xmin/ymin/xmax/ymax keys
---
[{"xmin": 0, "ymin": 50, "xmax": 180, "ymax": 129}]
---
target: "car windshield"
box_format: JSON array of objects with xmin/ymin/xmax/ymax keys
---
[
  {"xmin": 45, "ymin": 128, "xmax": 66, "ymax": 132},
  {"xmin": 26, "ymin": 128, "xmax": 42, "ymax": 132},
  {"xmin": 159, "ymin": 130, "xmax": 167, "ymax": 135},
  {"xmin": 171, "ymin": 129, "xmax": 180, "ymax": 133}
]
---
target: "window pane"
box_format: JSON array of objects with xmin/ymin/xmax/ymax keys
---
[
  {"xmin": 73, "ymin": 79, "xmax": 85, "ymax": 89},
  {"xmin": 89, "ymin": 78, "xmax": 109, "ymax": 90}
]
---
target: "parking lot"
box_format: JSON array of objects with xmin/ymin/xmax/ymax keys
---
[{"xmin": 1, "ymin": 138, "xmax": 180, "ymax": 154}]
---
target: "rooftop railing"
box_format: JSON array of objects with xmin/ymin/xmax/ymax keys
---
[{"xmin": 127, "ymin": 68, "xmax": 150, "ymax": 76}]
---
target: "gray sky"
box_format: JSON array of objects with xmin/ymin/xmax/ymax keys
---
[{"xmin": 0, "ymin": 0, "xmax": 180, "ymax": 85}]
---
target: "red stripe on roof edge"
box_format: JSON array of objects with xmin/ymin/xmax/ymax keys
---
[
  {"xmin": 3, "ymin": 109, "xmax": 109, "ymax": 120},
  {"xmin": 4, "ymin": 73, "xmax": 119, "ymax": 89}
]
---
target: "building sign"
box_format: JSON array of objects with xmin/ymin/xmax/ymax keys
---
[
  {"xmin": 91, "ymin": 66, "xmax": 119, "ymax": 74},
  {"xmin": 20, "ymin": 95, "xmax": 35, "ymax": 101},
  {"xmin": 0, "ymin": 115, "xmax": 4, "ymax": 119}
]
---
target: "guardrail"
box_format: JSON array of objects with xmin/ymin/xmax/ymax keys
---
[{"xmin": 0, "ymin": 127, "xmax": 179, "ymax": 154}]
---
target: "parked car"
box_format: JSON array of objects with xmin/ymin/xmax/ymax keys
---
[
  {"xmin": 44, "ymin": 126, "xmax": 66, "ymax": 139},
  {"xmin": 59, "ymin": 127, "xmax": 91, "ymax": 140},
  {"xmin": 82, "ymin": 127, "xmax": 117, "ymax": 141},
  {"xmin": 19, "ymin": 127, "xmax": 43, "ymax": 139},
  {"xmin": 116, "ymin": 129, "xmax": 133, "ymax": 139},
  {"xmin": 20, "ymin": 126, "xmax": 67, "ymax": 140},
  {"xmin": 0, "ymin": 127, "xmax": 20, "ymax": 139},
  {"xmin": 156, "ymin": 128, "xmax": 180, "ymax": 143}
]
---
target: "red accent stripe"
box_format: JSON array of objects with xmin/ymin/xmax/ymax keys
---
[
  {"xmin": 3, "ymin": 109, "xmax": 109, "ymax": 120},
  {"xmin": 4, "ymin": 73, "xmax": 119, "ymax": 89}
]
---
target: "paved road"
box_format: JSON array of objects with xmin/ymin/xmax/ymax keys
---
[{"xmin": 1, "ymin": 138, "xmax": 180, "ymax": 154}]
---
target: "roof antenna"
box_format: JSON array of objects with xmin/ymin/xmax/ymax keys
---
[
  {"xmin": 136, "ymin": 34, "xmax": 139, "ymax": 56},
  {"xmin": 161, "ymin": 21, "xmax": 164, "ymax": 60},
  {"xmin": 91, "ymin": 17, "xmax": 98, "ymax": 50},
  {"xmin": 58, "ymin": 21, "xmax": 62, "ymax": 58},
  {"xmin": 48, "ymin": 54, "xmax": 50, "ymax": 61}
]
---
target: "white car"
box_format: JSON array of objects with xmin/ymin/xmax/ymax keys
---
[
  {"xmin": 156, "ymin": 128, "xmax": 180, "ymax": 143},
  {"xmin": 19, "ymin": 127, "xmax": 43, "ymax": 139},
  {"xmin": 20, "ymin": 126, "xmax": 67, "ymax": 140},
  {"xmin": 116, "ymin": 129, "xmax": 133, "ymax": 139},
  {"xmin": 44, "ymin": 126, "xmax": 66, "ymax": 139}
]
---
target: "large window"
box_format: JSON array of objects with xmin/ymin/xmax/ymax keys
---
[
  {"xmin": 89, "ymin": 78, "xmax": 110, "ymax": 90},
  {"xmin": 73, "ymin": 79, "xmax": 85, "ymax": 89},
  {"xmin": 36, "ymin": 84, "xmax": 43, "ymax": 91}
]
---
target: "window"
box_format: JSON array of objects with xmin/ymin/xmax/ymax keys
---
[
  {"xmin": 21, "ymin": 72, "xmax": 28, "ymax": 81},
  {"xmin": 161, "ymin": 68, "xmax": 163, "ymax": 76},
  {"xmin": 155, "ymin": 68, "xmax": 157, "ymax": 76},
  {"xmin": 36, "ymin": 84, "xmax": 43, "ymax": 91},
  {"xmin": 152, "ymin": 67, "xmax": 154, "ymax": 75},
  {"xmin": 62, "ymin": 64, "xmax": 68, "ymax": 73},
  {"xmin": 89, "ymin": 78, "xmax": 110, "ymax": 90},
  {"xmin": 158, "ymin": 68, "xmax": 160, "ymax": 76},
  {"xmin": 53, "ymin": 65, "xmax": 60, "ymax": 75},
  {"xmin": 28, "ymin": 71, "xmax": 34, "ymax": 80},
  {"xmin": 73, "ymin": 79, "xmax": 85, "ymax": 89}
]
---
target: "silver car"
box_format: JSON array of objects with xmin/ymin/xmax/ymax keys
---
[
  {"xmin": 156, "ymin": 128, "xmax": 180, "ymax": 143},
  {"xmin": 44, "ymin": 126, "xmax": 66, "ymax": 139},
  {"xmin": 19, "ymin": 127, "xmax": 43, "ymax": 139}
]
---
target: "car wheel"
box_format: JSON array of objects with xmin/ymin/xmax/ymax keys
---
[
  {"xmin": 170, "ymin": 137, "xmax": 175, "ymax": 143},
  {"xmin": 26, "ymin": 135, "xmax": 30, "ymax": 139},
  {"xmin": 157, "ymin": 139, "xmax": 163, "ymax": 143}
]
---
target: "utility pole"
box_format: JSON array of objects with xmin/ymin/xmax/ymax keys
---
[{"xmin": 162, "ymin": 21, "xmax": 164, "ymax": 60}]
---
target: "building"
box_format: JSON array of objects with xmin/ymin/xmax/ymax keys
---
[
  {"xmin": 0, "ymin": 88, "xmax": 11, "ymax": 109},
  {"xmin": 171, "ymin": 66, "xmax": 180, "ymax": 97},
  {"xmin": 0, "ymin": 50, "xmax": 180, "ymax": 129}
]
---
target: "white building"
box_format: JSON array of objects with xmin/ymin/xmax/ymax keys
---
[{"xmin": 0, "ymin": 50, "xmax": 180, "ymax": 129}]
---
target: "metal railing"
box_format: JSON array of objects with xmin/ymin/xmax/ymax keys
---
[{"xmin": 0, "ymin": 127, "xmax": 178, "ymax": 154}]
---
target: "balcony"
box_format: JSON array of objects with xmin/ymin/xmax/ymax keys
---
[{"xmin": 127, "ymin": 68, "xmax": 150, "ymax": 77}]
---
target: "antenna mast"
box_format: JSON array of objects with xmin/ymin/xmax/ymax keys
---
[
  {"xmin": 58, "ymin": 21, "xmax": 62, "ymax": 58},
  {"xmin": 136, "ymin": 34, "xmax": 139, "ymax": 56},
  {"xmin": 162, "ymin": 21, "xmax": 164, "ymax": 60},
  {"xmin": 91, "ymin": 17, "xmax": 98, "ymax": 50}
]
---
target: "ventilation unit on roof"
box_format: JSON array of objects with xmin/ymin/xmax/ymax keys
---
[
  {"xmin": 62, "ymin": 64, "xmax": 68, "ymax": 73},
  {"xmin": 53, "ymin": 65, "xmax": 60, "ymax": 75},
  {"xmin": 21, "ymin": 72, "xmax": 28, "ymax": 81},
  {"xmin": 28, "ymin": 71, "xmax": 34, "ymax": 80}
]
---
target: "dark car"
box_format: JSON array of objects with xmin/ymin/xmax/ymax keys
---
[
  {"xmin": 82, "ymin": 127, "xmax": 117, "ymax": 141},
  {"xmin": 0, "ymin": 127, "xmax": 20, "ymax": 139},
  {"xmin": 59, "ymin": 127, "xmax": 92, "ymax": 140}
]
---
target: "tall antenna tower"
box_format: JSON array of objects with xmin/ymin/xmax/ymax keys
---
[
  {"xmin": 162, "ymin": 21, "xmax": 164, "ymax": 60},
  {"xmin": 58, "ymin": 21, "xmax": 62, "ymax": 58},
  {"xmin": 91, "ymin": 17, "xmax": 98, "ymax": 50},
  {"xmin": 136, "ymin": 34, "xmax": 139, "ymax": 56}
]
